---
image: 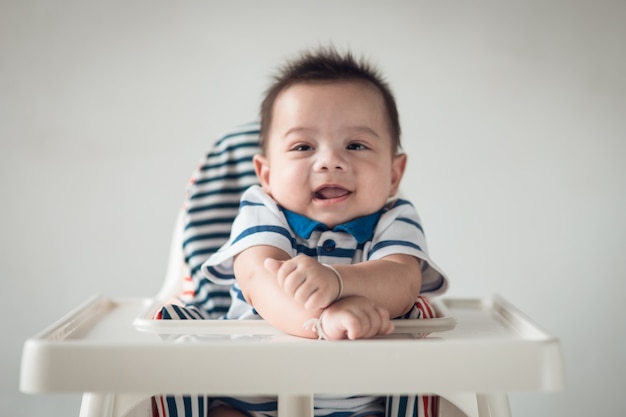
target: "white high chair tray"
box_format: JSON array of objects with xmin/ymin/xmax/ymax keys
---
[{"xmin": 20, "ymin": 295, "xmax": 564, "ymax": 396}]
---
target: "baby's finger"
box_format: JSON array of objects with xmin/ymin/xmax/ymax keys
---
[
  {"xmin": 353, "ymin": 307, "xmax": 389, "ymax": 339},
  {"xmin": 294, "ymin": 284, "xmax": 320, "ymax": 309},
  {"xmin": 375, "ymin": 306, "xmax": 394, "ymax": 335},
  {"xmin": 345, "ymin": 312, "xmax": 371, "ymax": 340},
  {"xmin": 303, "ymin": 288, "xmax": 330, "ymax": 311},
  {"xmin": 264, "ymin": 258, "xmax": 283, "ymax": 275},
  {"xmin": 283, "ymin": 272, "xmax": 308, "ymax": 298},
  {"xmin": 269, "ymin": 258, "xmax": 298, "ymax": 288},
  {"xmin": 363, "ymin": 309, "xmax": 382, "ymax": 339}
]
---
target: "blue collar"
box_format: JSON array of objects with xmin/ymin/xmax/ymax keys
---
[{"xmin": 282, "ymin": 209, "xmax": 382, "ymax": 243}]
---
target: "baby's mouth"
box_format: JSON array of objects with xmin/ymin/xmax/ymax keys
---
[{"xmin": 314, "ymin": 186, "xmax": 351, "ymax": 200}]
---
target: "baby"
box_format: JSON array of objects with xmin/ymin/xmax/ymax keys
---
[{"xmin": 202, "ymin": 47, "xmax": 447, "ymax": 417}]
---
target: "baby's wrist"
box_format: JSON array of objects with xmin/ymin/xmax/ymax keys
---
[
  {"xmin": 303, "ymin": 309, "xmax": 329, "ymax": 340},
  {"xmin": 322, "ymin": 263, "xmax": 343, "ymax": 301}
]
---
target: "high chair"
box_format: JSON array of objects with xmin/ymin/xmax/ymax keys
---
[{"xmin": 20, "ymin": 123, "xmax": 564, "ymax": 417}]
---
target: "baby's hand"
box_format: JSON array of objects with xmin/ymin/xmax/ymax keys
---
[
  {"xmin": 264, "ymin": 256, "xmax": 342, "ymax": 311},
  {"xmin": 319, "ymin": 296, "xmax": 394, "ymax": 340}
]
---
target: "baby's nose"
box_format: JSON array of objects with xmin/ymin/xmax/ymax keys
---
[{"xmin": 314, "ymin": 148, "xmax": 347, "ymax": 171}]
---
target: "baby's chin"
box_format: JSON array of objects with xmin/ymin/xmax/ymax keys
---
[{"xmin": 308, "ymin": 212, "xmax": 360, "ymax": 228}]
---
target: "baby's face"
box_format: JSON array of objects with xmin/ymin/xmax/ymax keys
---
[{"xmin": 254, "ymin": 81, "xmax": 405, "ymax": 228}]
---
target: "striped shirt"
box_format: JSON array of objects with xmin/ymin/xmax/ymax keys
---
[{"xmin": 202, "ymin": 185, "xmax": 447, "ymax": 320}]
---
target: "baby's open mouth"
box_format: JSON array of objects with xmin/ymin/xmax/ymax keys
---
[{"xmin": 314, "ymin": 186, "xmax": 351, "ymax": 200}]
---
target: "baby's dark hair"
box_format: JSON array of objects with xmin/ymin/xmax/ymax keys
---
[{"xmin": 259, "ymin": 47, "xmax": 401, "ymax": 153}]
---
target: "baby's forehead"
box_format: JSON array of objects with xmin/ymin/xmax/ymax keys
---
[{"xmin": 283, "ymin": 79, "xmax": 382, "ymax": 97}]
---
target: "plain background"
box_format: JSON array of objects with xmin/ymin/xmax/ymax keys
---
[{"xmin": 1, "ymin": 1, "xmax": 625, "ymax": 416}]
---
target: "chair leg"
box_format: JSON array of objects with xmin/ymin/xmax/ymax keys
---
[
  {"xmin": 278, "ymin": 394, "xmax": 313, "ymax": 417},
  {"xmin": 476, "ymin": 394, "xmax": 511, "ymax": 417},
  {"xmin": 80, "ymin": 393, "xmax": 154, "ymax": 417},
  {"xmin": 438, "ymin": 393, "xmax": 512, "ymax": 417},
  {"xmin": 80, "ymin": 393, "xmax": 114, "ymax": 417}
]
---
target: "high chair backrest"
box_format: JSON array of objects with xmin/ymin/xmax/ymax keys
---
[{"xmin": 161, "ymin": 123, "xmax": 261, "ymax": 316}]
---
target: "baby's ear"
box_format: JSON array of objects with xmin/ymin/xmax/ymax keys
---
[
  {"xmin": 253, "ymin": 154, "xmax": 272, "ymax": 193},
  {"xmin": 390, "ymin": 153, "xmax": 407, "ymax": 197}
]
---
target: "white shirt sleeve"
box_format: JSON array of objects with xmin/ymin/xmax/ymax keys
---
[
  {"xmin": 201, "ymin": 185, "xmax": 296, "ymax": 284},
  {"xmin": 370, "ymin": 200, "xmax": 448, "ymax": 294}
]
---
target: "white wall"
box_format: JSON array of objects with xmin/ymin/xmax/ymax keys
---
[{"xmin": 2, "ymin": 1, "xmax": 624, "ymax": 416}]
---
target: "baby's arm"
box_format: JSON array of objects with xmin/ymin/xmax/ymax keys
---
[
  {"xmin": 234, "ymin": 246, "xmax": 394, "ymax": 339},
  {"xmin": 331, "ymin": 255, "xmax": 422, "ymax": 318},
  {"xmin": 267, "ymin": 254, "xmax": 422, "ymax": 319}
]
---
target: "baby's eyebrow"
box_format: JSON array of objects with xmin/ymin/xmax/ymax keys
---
[
  {"xmin": 283, "ymin": 127, "xmax": 314, "ymax": 138},
  {"xmin": 346, "ymin": 126, "xmax": 380, "ymax": 138}
]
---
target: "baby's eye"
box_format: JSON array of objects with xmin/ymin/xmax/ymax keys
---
[
  {"xmin": 346, "ymin": 142, "xmax": 368, "ymax": 151},
  {"xmin": 291, "ymin": 144, "xmax": 313, "ymax": 151}
]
